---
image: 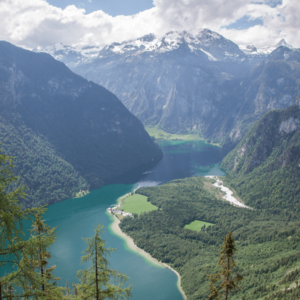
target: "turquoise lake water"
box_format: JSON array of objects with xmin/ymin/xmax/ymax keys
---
[{"xmin": 44, "ymin": 140, "xmax": 227, "ymax": 299}]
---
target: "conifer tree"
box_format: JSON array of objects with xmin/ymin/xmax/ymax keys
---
[
  {"xmin": 27, "ymin": 212, "xmax": 63, "ymax": 299},
  {"xmin": 0, "ymin": 150, "xmax": 42, "ymax": 299},
  {"xmin": 0, "ymin": 149, "xmax": 62, "ymax": 299},
  {"xmin": 77, "ymin": 225, "xmax": 132, "ymax": 300},
  {"xmin": 207, "ymin": 232, "xmax": 243, "ymax": 300}
]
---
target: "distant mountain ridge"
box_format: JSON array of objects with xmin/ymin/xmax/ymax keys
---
[
  {"xmin": 0, "ymin": 41, "xmax": 162, "ymax": 207},
  {"xmin": 37, "ymin": 29, "xmax": 247, "ymax": 66},
  {"xmin": 37, "ymin": 29, "xmax": 300, "ymax": 148},
  {"xmin": 239, "ymin": 38, "xmax": 294, "ymax": 56},
  {"xmin": 37, "ymin": 31, "xmax": 294, "ymax": 67}
]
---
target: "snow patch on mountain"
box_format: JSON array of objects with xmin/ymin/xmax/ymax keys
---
[
  {"xmin": 239, "ymin": 39, "xmax": 294, "ymax": 56},
  {"xmin": 36, "ymin": 29, "xmax": 245, "ymax": 65},
  {"xmin": 200, "ymin": 49, "xmax": 218, "ymax": 61}
]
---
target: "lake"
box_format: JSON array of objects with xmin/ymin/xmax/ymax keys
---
[{"xmin": 44, "ymin": 140, "xmax": 227, "ymax": 300}]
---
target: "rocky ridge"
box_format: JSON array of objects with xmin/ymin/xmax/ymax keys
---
[{"xmin": 37, "ymin": 30, "xmax": 299, "ymax": 148}]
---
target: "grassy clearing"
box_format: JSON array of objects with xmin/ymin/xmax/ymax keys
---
[
  {"xmin": 145, "ymin": 125, "xmax": 203, "ymax": 141},
  {"xmin": 121, "ymin": 194, "xmax": 158, "ymax": 215},
  {"xmin": 184, "ymin": 220, "xmax": 214, "ymax": 232}
]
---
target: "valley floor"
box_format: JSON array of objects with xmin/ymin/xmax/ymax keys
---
[{"xmin": 145, "ymin": 126, "xmax": 220, "ymax": 146}]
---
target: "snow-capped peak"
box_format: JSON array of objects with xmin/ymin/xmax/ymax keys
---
[
  {"xmin": 240, "ymin": 38, "xmax": 294, "ymax": 56},
  {"xmin": 34, "ymin": 42, "xmax": 103, "ymax": 67},
  {"xmin": 37, "ymin": 42, "xmax": 73, "ymax": 53},
  {"xmin": 97, "ymin": 29, "xmax": 242, "ymax": 62},
  {"xmin": 36, "ymin": 29, "xmax": 245, "ymax": 67},
  {"xmin": 275, "ymin": 38, "xmax": 292, "ymax": 48}
]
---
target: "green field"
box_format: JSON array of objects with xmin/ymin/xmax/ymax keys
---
[
  {"xmin": 184, "ymin": 220, "xmax": 214, "ymax": 232},
  {"xmin": 121, "ymin": 194, "xmax": 158, "ymax": 215},
  {"xmin": 145, "ymin": 125, "xmax": 203, "ymax": 141}
]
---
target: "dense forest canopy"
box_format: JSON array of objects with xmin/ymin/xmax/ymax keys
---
[
  {"xmin": 221, "ymin": 104, "xmax": 300, "ymax": 210},
  {"xmin": 120, "ymin": 105, "xmax": 300, "ymax": 299}
]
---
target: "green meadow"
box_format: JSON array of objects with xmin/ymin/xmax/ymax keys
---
[
  {"xmin": 145, "ymin": 125, "xmax": 203, "ymax": 141},
  {"xmin": 121, "ymin": 194, "xmax": 158, "ymax": 215},
  {"xmin": 184, "ymin": 220, "xmax": 214, "ymax": 232}
]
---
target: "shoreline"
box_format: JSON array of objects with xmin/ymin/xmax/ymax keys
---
[
  {"xmin": 108, "ymin": 193, "xmax": 187, "ymax": 300},
  {"xmin": 145, "ymin": 126, "xmax": 221, "ymax": 147}
]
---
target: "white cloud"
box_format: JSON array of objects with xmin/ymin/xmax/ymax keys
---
[{"xmin": 0, "ymin": 0, "xmax": 300, "ymax": 49}]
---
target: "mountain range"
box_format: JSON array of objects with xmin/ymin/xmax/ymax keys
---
[
  {"xmin": 37, "ymin": 29, "xmax": 300, "ymax": 148},
  {"xmin": 0, "ymin": 41, "xmax": 162, "ymax": 207}
]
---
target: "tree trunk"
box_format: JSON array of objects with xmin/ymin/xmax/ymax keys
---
[
  {"xmin": 225, "ymin": 256, "xmax": 229, "ymax": 300},
  {"xmin": 95, "ymin": 240, "xmax": 99, "ymax": 300},
  {"xmin": 39, "ymin": 229, "xmax": 45, "ymax": 294},
  {"xmin": 40, "ymin": 246, "xmax": 45, "ymax": 291}
]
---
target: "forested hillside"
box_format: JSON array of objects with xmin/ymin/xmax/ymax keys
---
[
  {"xmin": 0, "ymin": 41, "xmax": 162, "ymax": 207},
  {"xmin": 120, "ymin": 177, "xmax": 300, "ymax": 299},
  {"xmin": 119, "ymin": 104, "xmax": 300, "ymax": 299},
  {"xmin": 0, "ymin": 121, "xmax": 89, "ymax": 207},
  {"xmin": 221, "ymin": 103, "xmax": 300, "ymax": 209}
]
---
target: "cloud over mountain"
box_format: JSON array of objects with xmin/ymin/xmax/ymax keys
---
[{"xmin": 1, "ymin": 0, "xmax": 299, "ymax": 48}]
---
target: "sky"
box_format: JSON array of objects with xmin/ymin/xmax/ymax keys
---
[
  {"xmin": 1, "ymin": 0, "xmax": 300, "ymax": 49},
  {"xmin": 46, "ymin": 0, "xmax": 154, "ymax": 16}
]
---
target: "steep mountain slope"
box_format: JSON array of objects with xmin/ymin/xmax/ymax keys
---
[
  {"xmin": 0, "ymin": 121, "xmax": 89, "ymax": 207},
  {"xmin": 37, "ymin": 30, "xmax": 258, "ymax": 141},
  {"xmin": 38, "ymin": 30, "xmax": 299, "ymax": 148},
  {"xmin": 68, "ymin": 30, "xmax": 254, "ymax": 138},
  {"xmin": 221, "ymin": 103, "xmax": 300, "ymax": 209},
  {"xmin": 0, "ymin": 41, "xmax": 162, "ymax": 207},
  {"xmin": 228, "ymin": 47, "xmax": 300, "ymax": 144}
]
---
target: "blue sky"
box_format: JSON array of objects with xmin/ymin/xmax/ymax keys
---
[
  {"xmin": 47, "ymin": 0, "xmax": 283, "ymax": 31},
  {"xmin": 223, "ymin": 15, "xmax": 264, "ymax": 31},
  {"xmin": 47, "ymin": 0, "xmax": 154, "ymax": 16}
]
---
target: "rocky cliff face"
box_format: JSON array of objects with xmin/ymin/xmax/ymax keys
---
[
  {"xmin": 38, "ymin": 29, "xmax": 299, "ymax": 148},
  {"xmin": 221, "ymin": 104, "xmax": 300, "ymax": 175},
  {"xmin": 0, "ymin": 41, "xmax": 162, "ymax": 206},
  {"xmin": 221, "ymin": 104, "xmax": 300, "ymax": 209},
  {"xmin": 228, "ymin": 47, "xmax": 300, "ymax": 144}
]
